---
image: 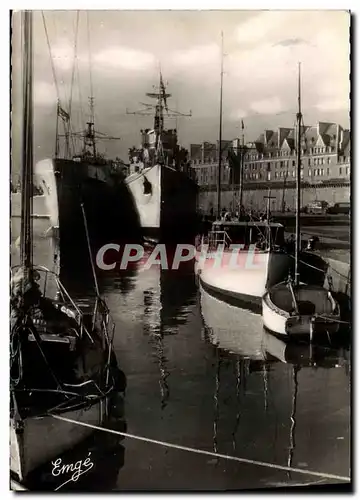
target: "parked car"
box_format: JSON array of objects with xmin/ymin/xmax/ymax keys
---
[
  {"xmin": 303, "ymin": 200, "xmax": 329, "ymax": 214},
  {"xmin": 326, "ymin": 202, "xmax": 351, "ymax": 215}
]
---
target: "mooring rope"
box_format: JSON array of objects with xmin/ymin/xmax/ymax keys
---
[
  {"xmin": 50, "ymin": 414, "xmax": 350, "ymax": 482},
  {"xmin": 285, "ymin": 251, "xmax": 351, "ymax": 283}
]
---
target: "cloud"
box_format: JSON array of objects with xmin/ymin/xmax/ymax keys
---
[
  {"xmin": 315, "ymin": 100, "xmax": 349, "ymax": 112},
  {"xmin": 274, "ymin": 38, "xmax": 308, "ymax": 47},
  {"xmin": 171, "ymin": 44, "xmax": 219, "ymax": 68},
  {"xmin": 250, "ymin": 97, "xmax": 284, "ymax": 115},
  {"xmin": 50, "ymin": 39, "xmax": 80, "ymax": 72},
  {"xmin": 34, "ymin": 81, "xmax": 58, "ymax": 106},
  {"xmin": 93, "ymin": 46, "xmax": 156, "ymax": 71},
  {"xmin": 229, "ymin": 108, "xmax": 248, "ymax": 121}
]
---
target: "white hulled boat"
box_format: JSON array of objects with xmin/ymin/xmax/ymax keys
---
[
  {"xmin": 261, "ymin": 64, "xmax": 340, "ymax": 340},
  {"xmin": 196, "ymin": 219, "xmax": 293, "ymax": 312}
]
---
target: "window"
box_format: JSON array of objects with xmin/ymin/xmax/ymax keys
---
[
  {"xmin": 308, "ymin": 169, "xmax": 312, "ymax": 176},
  {"xmin": 321, "ymin": 169, "xmax": 324, "ymax": 176},
  {"xmin": 327, "ymin": 157, "xmax": 331, "ymax": 164},
  {"xmin": 327, "ymin": 168, "xmax": 330, "ymax": 176},
  {"xmin": 275, "ymin": 172, "xmax": 278, "ymax": 178},
  {"xmin": 292, "ymin": 160, "xmax": 295, "ymax": 166},
  {"xmin": 313, "ymin": 169, "xmax": 316, "ymax": 176},
  {"xmin": 300, "ymin": 171, "xmax": 304, "ymax": 179},
  {"xmin": 292, "ymin": 170, "xmax": 295, "ymax": 177},
  {"xmin": 339, "ymin": 167, "xmax": 343, "ymax": 175},
  {"xmin": 346, "ymin": 167, "xmax": 349, "ymax": 175},
  {"xmin": 308, "ymin": 159, "xmax": 311, "ymax": 166}
]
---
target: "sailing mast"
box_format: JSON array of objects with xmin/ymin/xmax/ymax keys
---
[
  {"xmin": 217, "ymin": 32, "xmax": 224, "ymax": 219},
  {"xmin": 295, "ymin": 63, "xmax": 302, "ymax": 286},
  {"xmin": 238, "ymin": 119, "xmax": 245, "ymax": 214},
  {"xmin": 20, "ymin": 10, "xmax": 34, "ymax": 283}
]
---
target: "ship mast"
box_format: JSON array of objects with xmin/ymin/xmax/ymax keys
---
[
  {"xmin": 20, "ymin": 10, "xmax": 34, "ymax": 282},
  {"xmin": 295, "ymin": 63, "xmax": 302, "ymax": 286},
  {"xmin": 126, "ymin": 71, "xmax": 191, "ymax": 164},
  {"xmin": 50, "ymin": 11, "xmax": 121, "ymax": 160},
  {"xmin": 217, "ymin": 32, "xmax": 224, "ymax": 219}
]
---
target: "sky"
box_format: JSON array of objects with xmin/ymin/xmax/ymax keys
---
[{"xmin": 11, "ymin": 9, "xmax": 350, "ymax": 172}]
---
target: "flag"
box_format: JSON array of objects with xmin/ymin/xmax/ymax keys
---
[
  {"xmin": 57, "ymin": 104, "xmax": 70, "ymax": 122},
  {"xmin": 160, "ymin": 73, "xmax": 168, "ymax": 112}
]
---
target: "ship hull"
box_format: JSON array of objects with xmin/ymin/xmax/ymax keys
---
[
  {"xmin": 10, "ymin": 399, "xmax": 107, "ymax": 483},
  {"xmin": 125, "ymin": 164, "xmax": 198, "ymax": 243},
  {"xmin": 34, "ymin": 158, "xmax": 141, "ymax": 270}
]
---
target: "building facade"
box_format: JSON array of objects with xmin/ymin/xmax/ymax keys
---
[{"xmin": 190, "ymin": 121, "xmax": 350, "ymax": 212}]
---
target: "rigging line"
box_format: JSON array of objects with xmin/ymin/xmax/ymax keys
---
[
  {"xmin": 42, "ymin": 11, "xmax": 68, "ymax": 148},
  {"xmin": 86, "ymin": 11, "xmax": 94, "ymax": 106},
  {"xmin": 75, "ymin": 51, "xmax": 85, "ymax": 138},
  {"xmin": 49, "ymin": 414, "xmax": 350, "ymax": 482},
  {"xmin": 67, "ymin": 10, "xmax": 80, "ymax": 157},
  {"xmin": 41, "ymin": 11, "xmax": 62, "ymax": 108}
]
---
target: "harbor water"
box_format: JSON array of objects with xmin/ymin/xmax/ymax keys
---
[{"xmin": 11, "ymin": 218, "xmax": 351, "ymax": 491}]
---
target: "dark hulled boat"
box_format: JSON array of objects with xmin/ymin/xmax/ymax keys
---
[
  {"xmin": 34, "ymin": 13, "xmax": 141, "ymax": 271},
  {"xmin": 35, "ymin": 146, "xmax": 141, "ymax": 271},
  {"xmin": 11, "ymin": 11, "xmax": 124, "ymax": 486},
  {"xmin": 126, "ymin": 73, "xmax": 198, "ymax": 244}
]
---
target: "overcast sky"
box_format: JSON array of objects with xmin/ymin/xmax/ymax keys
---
[{"xmin": 12, "ymin": 10, "xmax": 350, "ymax": 167}]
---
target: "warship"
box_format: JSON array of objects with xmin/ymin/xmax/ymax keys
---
[{"xmin": 126, "ymin": 73, "xmax": 198, "ymax": 244}]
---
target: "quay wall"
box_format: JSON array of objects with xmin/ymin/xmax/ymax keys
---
[{"xmin": 197, "ymin": 184, "xmax": 350, "ymax": 213}]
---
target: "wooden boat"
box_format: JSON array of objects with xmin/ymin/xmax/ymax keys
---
[
  {"xmin": 10, "ymin": 265, "xmax": 122, "ymax": 483},
  {"xmin": 10, "ymin": 11, "xmax": 124, "ymax": 486},
  {"xmin": 196, "ymin": 219, "xmax": 293, "ymax": 312},
  {"xmin": 262, "ymin": 65, "xmax": 340, "ymax": 340},
  {"xmin": 200, "ymin": 280, "xmax": 341, "ymax": 363},
  {"xmin": 262, "ymin": 281, "xmax": 340, "ymax": 339}
]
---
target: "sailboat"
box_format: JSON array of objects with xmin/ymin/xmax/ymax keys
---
[
  {"xmin": 10, "ymin": 11, "xmax": 124, "ymax": 486},
  {"xmin": 33, "ymin": 11, "xmax": 141, "ymax": 270},
  {"xmin": 195, "ymin": 34, "xmax": 292, "ymax": 310},
  {"xmin": 262, "ymin": 65, "xmax": 340, "ymax": 339},
  {"xmin": 125, "ymin": 71, "xmax": 198, "ymax": 244}
]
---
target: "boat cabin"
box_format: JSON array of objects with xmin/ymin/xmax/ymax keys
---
[{"xmin": 208, "ymin": 220, "xmax": 285, "ymax": 250}]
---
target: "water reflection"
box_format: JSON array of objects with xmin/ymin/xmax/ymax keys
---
[
  {"xmin": 200, "ymin": 283, "xmax": 350, "ymax": 480},
  {"xmin": 24, "ymin": 394, "xmax": 127, "ymax": 492},
  {"xmin": 11, "ymin": 219, "xmax": 350, "ymax": 489}
]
